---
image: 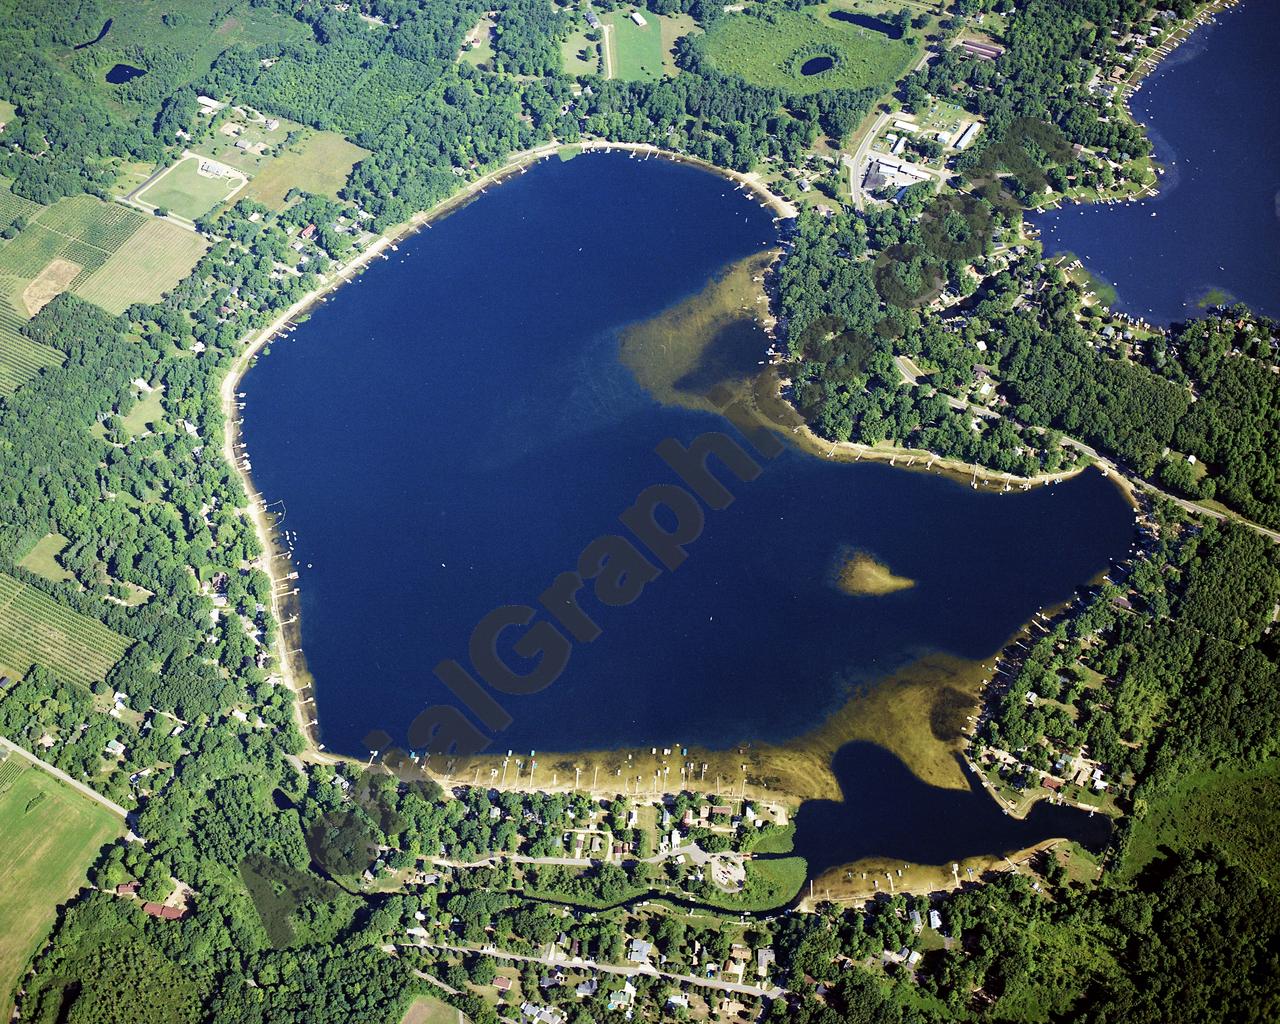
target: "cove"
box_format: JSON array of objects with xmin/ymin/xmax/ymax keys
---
[
  {"xmin": 240, "ymin": 152, "xmax": 1135, "ymax": 766},
  {"xmin": 1029, "ymin": 0, "xmax": 1280, "ymax": 323},
  {"xmin": 792, "ymin": 742, "xmax": 1111, "ymax": 877}
]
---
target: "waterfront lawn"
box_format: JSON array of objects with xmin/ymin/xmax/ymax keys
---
[
  {"xmin": 702, "ymin": 1, "xmax": 921, "ymax": 96},
  {"xmin": 697, "ymin": 856, "xmax": 807, "ymax": 912},
  {"xmin": 241, "ymin": 132, "xmax": 371, "ymax": 210},
  {"xmin": 0, "ymin": 761, "xmax": 123, "ymax": 1023}
]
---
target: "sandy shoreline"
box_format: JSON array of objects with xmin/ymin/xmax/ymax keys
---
[{"xmin": 218, "ymin": 138, "xmax": 797, "ymax": 762}]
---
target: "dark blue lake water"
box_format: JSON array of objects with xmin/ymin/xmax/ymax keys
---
[
  {"xmin": 1030, "ymin": 0, "xmax": 1280, "ymax": 323},
  {"xmin": 242, "ymin": 153, "xmax": 1134, "ymax": 766},
  {"xmin": 794, "ymin": 742, "xmax": 1111, "ymax": 876}
]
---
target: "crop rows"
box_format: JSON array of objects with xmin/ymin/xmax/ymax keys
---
[
  {"xmin": 34, "ymin": 195, "xmax": 145, "ymax": 253},
  {"xmin": 0, "ymin": 573, "xmax": 130, "ymax": 687},
  {"xmin": 0, "ymin": 286, "xmax": 62, "ymax": 395},
  {"xmin": 0, "ymin": 757, "xmax": 25, "ymax": 795},
  {"xmin": 0, "ymin": 185, "xmax": 42, "ymax": 225}
]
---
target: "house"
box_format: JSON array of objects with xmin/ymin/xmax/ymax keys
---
[
  {"xmin": 520, "ymin": 1003, "xmax": 565, "ymax": 1024},
  {"xmin": 105, "ymin": 739, "xmax": 126, "ymax": 757},
  {"xmin": 909, "ymin": 909, "xmax": 923, "ymax": 932},
  {"xmin": 607, "ymin": 981, "xmax": 636, "ymax": 1011},
  {"xmin": 929, "ymin": 910, "xmax": 943, "ymax": 931},
  {"xmin": 142, "ymin": 902, "xmax": 187, "ymax": 921},
  {"xmin": 300, "ymin": 223, "xmax": 316, "ymax": 240},
  {"xmin": 584, "ymin": 10, "xmax": 600, "ymax": 28},
  {"xmin": 667, "ymin": 993, "xmax": 689, "ymax": 1011},
  {"xmin": 116, "ymin": 882, "xmax": 140, "ymax": 896},
  {"xmin": 495, "ymin": 976, "xmax": 513, "ymax": 993},
  {"xmin": 630, "ymin": 10, "xmax": 647, "ymax": 26},
  {"xmin": 756, "ymin": 947, "xmax": 775, "ymax": 976},
  {"xmin": 264, "ymin": 118, "xmax": 280, "ymax": 131},
  {"xmin": 575, "ymin": 978, "xmax": 597, "ymax": 998},
  {"xmin": 627, "ymin": 938, "xmax": 652, "ymax": 963}
]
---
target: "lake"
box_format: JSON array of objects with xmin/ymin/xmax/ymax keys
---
[
  {"xmin": 1029, "ymin": 0, "xmax": 1280, "ymax": 323},
  {"xmin": 242, "ymin": 153, "xmax": 1134, "ymax": 862}
]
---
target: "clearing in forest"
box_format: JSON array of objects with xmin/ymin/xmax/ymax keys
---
[{"xmin": 702, "ymin": 0, "xmax": 922, "ymax": 96}]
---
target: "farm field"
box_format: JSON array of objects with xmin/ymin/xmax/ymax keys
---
[
  {"xmin": 0, "ymin": 756, "xmax": 123, "ymax": 1024},
  {"xmin": 135, "ymin": 156, "xmax": 244, "ymax": 220},
  {"xmin": 0, "ymin": 191, "xmax": 204, "ymax": 320},
  {"xmin": 17, "ymin": 534, "xmax": 75, "ymax": 585},
  {"xmin": 75, "ymin": 218, "xmax": 208, "ymax": 315},
  {"xmin": 239, "ymin": 131, "xmax": 371, "ymax": 209},
  {"xmin": 0, "ymin": 573, "xmax": 131, "ymax": 687},
  {"xmin": 0, "ymin": 298, "xmax": 63, "ymax": 396},
  {"xmin": 702, "ymin": 0, "xmax": 921, "ymax": 95}
]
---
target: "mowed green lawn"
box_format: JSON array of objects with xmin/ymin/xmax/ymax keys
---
[
  {"xmin": 702, "ymin": 1, "xmax": 921, "ymax": 95},
  {"xmin": 136, "ymin": 157, "xmax": 242, "ymax": 220},
  {"xmin": 605, "ymin": 12, "xmax": 667, "ymax": 81},
  {"xmin": 0, "ymin": 759, "xmax": 123, "ymax": 1022}
]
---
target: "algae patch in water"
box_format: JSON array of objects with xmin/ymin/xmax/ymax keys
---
[{"xmin": 830, "ymin": 546, "xmax": 916, "ymax": 596}]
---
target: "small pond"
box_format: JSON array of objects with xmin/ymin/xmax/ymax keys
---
[
  {"xmin": 829, "ymin": 10, "xmax": 902, "ymax": 39},
  {"xmin": 800, "ymin": 55, "xmax": 836, "ymax": 76},
  {"xmin": 106, "ymin": 63, "xmax": 145, "ymax": 84}
]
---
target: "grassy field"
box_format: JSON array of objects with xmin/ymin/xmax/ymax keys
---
[
  {"xmin": 602, "ymin": 11, "xmax": 695, "ymax": 81},
  {"xmin": 0, "ymin": 573, "xmax": 131, "ymax": 687},
  {"xmin": 561, "ymin": 26, "xmax": 604, "ymax": 76},
  {"xmin": 119, "ymin": 384, "xmax": 166, "ymax": 436},
  {"xmin": 0, "ymin": 757, "xmax": 123, "ymax": 1023},
  {"xmin": 17, "ymin": 535, "xmax": 75, "ymax": 585},
  {"xmin": 76, "ymin": 218, "xmax": 207, "ymax": 315},
  {"xmin": 1121, "ymin": 762, "xmax": 1280, "ymax": 886},
  {"xmin": 702, "ymin": 1, "xmax": 920, "ymax": 95},
  {"xmin": 135, "ymin": 156, "xmax": 244, "ymax": 220},
  {"xmin": 239, "ymin": 131, "xmax": 371, "ymax": 210},
  {"xmin": 402, "ymin": 994, "xmax": 466, "ymax": 1024},
  {"xmin": 605, "ymin": 11, "xmax": 667, "ymax": 81}
]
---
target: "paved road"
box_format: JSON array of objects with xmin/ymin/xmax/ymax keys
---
[
  {"xmin": 398, "ymin": 939, "xmax": 787, "ymax": 1000},
  {"xmin": 0, "ymin": 734, "xmax": 128, "ymax": 819}
]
